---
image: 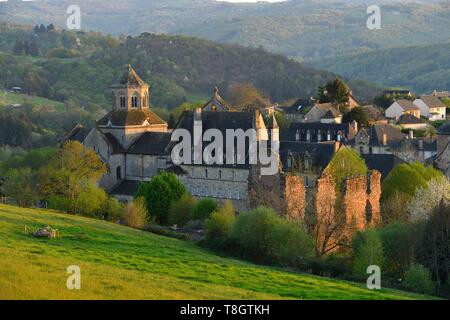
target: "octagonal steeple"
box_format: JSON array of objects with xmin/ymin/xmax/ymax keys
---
[{"xmin": 110, "ymin": 65, "xmax": 150, "ymax": 110}]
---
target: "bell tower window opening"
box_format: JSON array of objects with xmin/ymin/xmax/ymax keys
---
[{"xmin": 120, "ymin": 96, "xmax": 126, "ymax": 108}]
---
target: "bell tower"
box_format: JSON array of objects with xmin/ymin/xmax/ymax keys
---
[{"xmin": 110, "ymin": 65, "xmax": 150, "ymax": 111}]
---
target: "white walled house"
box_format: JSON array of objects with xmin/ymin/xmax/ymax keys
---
[
  {"xmin": 413, "ymin": 96, "xmax": 446, "ymax": 121},
  {"xmin": 385, "ymin": 99, "xmax": 421, "ymax": 119}
]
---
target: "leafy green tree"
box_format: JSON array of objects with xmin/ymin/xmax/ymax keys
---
[
  {"xmin": 3, "ymin": 168, "xmax": 38, "ymax": 207},
  {"xmin": 204, "ymin": 201, "xmax": 236, "ymax": 250},
  {"xmin": 377, "ymin": 221, "xmax": 418, "ymax": 276},
  {"xmin": 343, "ymin": 106, "xmax": 369, "ymax": 128},
  {"xmin": 382, "ymin": 162, "xmax": 442, "ymax": 201},
  {"xmin": 191, "ymin": 198, "xmax": 218, "ymax": 221},
  {"xmin": 136, "ymin": 172, "xmax": 186, "ymax": 224},
  {"xmin": 39, "ymin": 141, "xmax": 107, "ymax": 201},
  {"xmin": 352, "ymin": 230, "xmax": 384, "ymax": 278},
  {"xmin": 323, "ymin": 147, "xmax": 368, "ymax": 190},
  {"xmin": 318, "ymin": 78, "xmax": 350, "ymax": 112},
  {"xmin": 402, "ymin": 264, "xmax": 435, "ymax": 295},
  {"xmin": 417, "ymin": 202, "xmax": 450, "ymax": 286},
  {"xmin": 168, "ymin": 193, "xmax": 196, "ymax": 226}
]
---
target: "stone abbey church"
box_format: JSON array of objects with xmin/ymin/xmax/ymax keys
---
[{"xmin": 67, "ymin": 66, "xmax": 382, "ymax": 240}]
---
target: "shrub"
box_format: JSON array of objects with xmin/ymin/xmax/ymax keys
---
[
  {"xmin": 123, "ymin": 197, "xmax": 148, "ymax": 229},
  {"xmin": 191, "ymin": 198, "xmax": 218, "ymax": 221},
  {"xmin": 377, "ymin": 221, "xmax": 418, "ymax": 276},
  {"xmin": 204, "ymin": 201, "xmax": 236, "ymax": 249},
  {"xmin": 100, "ymin": 197, "xmax": 124, "ymax": 222},
  {"xmin": 168, "ymin": 193, "xmax": 196, "ymax": 226},
  {"xmin": 352, "ymin": 230, "xmax": 384, "ymax": 278},
  {"xmin": 136, "ymin": 172, "xmax": 186, "ymax": 224},
  {"xmin": 231, "ymin": 206, "xmax": 314, "ymax": 264},
  {"xmin": 402, "ymin": 264, "xmax": 435, "ymax": 295}
]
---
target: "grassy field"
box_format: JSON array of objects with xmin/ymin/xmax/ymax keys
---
[
  {"xmin": 0, "ymin": 204, "xmax": 436, "ymax": 300},
  {"xmin": 0, "ymin": 91, "xmax": 64, "ymax": 110}
]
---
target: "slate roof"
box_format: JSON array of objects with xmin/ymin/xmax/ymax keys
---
[
  {"xmin": 396, "ymin": 99, "xmax": 420, "ymax": 111},
  {"xmin": 171, "ymin": 110, "xmax": 256, "ymax": 169},
  {"xmin": 360, "ymin": 105, "xmax": 386, "ymax": 123},
  {"xmin": 282, "ymin": 122, "xmax": 355, "ymax": 142},
  {"xmin": 98, "ymin": 109, "xmax": 166, "ymax": 127},
  {"xmin": 110, "ymin": 65, "xmax": 148, "ymax": 88},
  {"xmin": 109, "ymin": 180, "xmax": 141, "ymax": 197},
  {"xmin": 397, "ymin": 113, "xmax": 426, "ymax": 125},
  {"xmin": 202, "ymin": 87, "xmax": 229, "ymax": 112},
  {"xmin": 438, "ymin": 122, "xmax": 450, "ymax": 135},
  {"xmin": 128, "ymin": 132, "xmax": 172, "ymax": 155},
  {"xmin": 362, "ymin": 154, "xmax": 405, "ymax": 181},
  {"xmin": 367, "ymin": 124, "xmax": 406, "ymax": 147},
  {"xmin": 63, "ymin": 124, "xmax": 90, "ymax": 144},
  {"xmin": 103, "ymin": 132, "xmax": 126, "ymax": 154},
  {"xmin": 284, "ymin": 98, "xmax": 315, "ymax": 114},
  {"xmin": 280, "ymin": 141, "xmax": 337, "ymax": 172}
]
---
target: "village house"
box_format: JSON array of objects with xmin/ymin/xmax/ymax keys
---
[
  {"xmin": 304, "ymin": 103, "xmax": 343, "ymax": 123},
  {"xmin": 432, "ymin": 123, "xmax": 450, "ymax": 178},
  {"xmin": 396, "ymin": 113, "xmax": 428, "ymax": 130},
  {"xmin": 359, "ymin": 105, "xmax": 388, "ymax": 125},
  {"xmin": 413, "ymin": 95, "xmax": 447, "ymax": 121},
  {"xmin": 385, "ymin": 99, "xmax": 421, "ymax": 119}
]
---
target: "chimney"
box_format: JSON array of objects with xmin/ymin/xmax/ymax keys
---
[
  {"xmin": 382, "ymin": 133, "xmax": 388, "ymax": 146},
  {"xmin": 409, "ymin": 130, "xmax": 414, "ymax": 140},
  {"xmin": 351, "ymin": 120, "xmax": 358, "ymax": 133}
]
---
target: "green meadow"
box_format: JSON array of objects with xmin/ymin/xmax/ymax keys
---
[
  {"xmin": 0, "ymin": 91, "xmax": 64, "ymax": 110},
  {"xmin": 0, "ymin": 204, "xmax": 436, "ymax": 300}
]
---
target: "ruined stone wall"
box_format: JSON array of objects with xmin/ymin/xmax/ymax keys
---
[
  {"xmin": 281, "ymin": 170, "xmax": 382, "ymax": 254},
  {"xmin": 367, "ymin": 170, "xmax": 382, "ymax": 226},
  {"xmin": 342, "ymin": 175, "xmax": 368, "ymax": 231},
  {"xmin": 284, "ymin": 175, "xmax": 306, "ymax": 220}
]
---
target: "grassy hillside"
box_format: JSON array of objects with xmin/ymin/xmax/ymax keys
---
[
  {"xmin": 0, "ymin": 91, "xmax": 64, "ymax": 110},
  {"xmin": 314, "ymin": 42, "xmax": 450, "ymax": 93},
  {"xmin": 2, "ymin": 0, "xmax": 450, "ymax": 60},
  {"xmin": 0, "ymin": 204, "xmax": 436, "ymax": 300}
]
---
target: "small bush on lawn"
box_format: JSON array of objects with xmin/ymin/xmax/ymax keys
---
[
  {"xmin": 204, "ymin": 201, "xmax": 236, "ymax": 250},
  {"xmin": 123, "ymin": 197, "xmax": 148, "ymax": 229},
  {"xmin": 230, "ymin": 206, "xmax": 314, "ymax": 264},
  {"xmin": 168, "ymin": 193, "xmax": 196, "ymax": 226},
  {"xmin": 191, "ymin": 198, "xmax": 218, "ymax": 221},
  {"xmin": 402, "ymin": 264, "xmax": 435, "ymax": 295}
]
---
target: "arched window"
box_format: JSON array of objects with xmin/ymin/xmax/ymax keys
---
[
  {"xmin": 116, "ymin": 166, "xmax": 122, "ymax": 180},
  {"xmin": 295, "ymin": 130, "xmax": 300, "ymax": 141},
  {"xmin": 131, "ymin": 95, "xmax": 139, "ymax": 108}
]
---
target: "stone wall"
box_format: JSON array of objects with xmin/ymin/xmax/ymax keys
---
[
  {"xmin": 283, "ymin": 170, "xmax": 382, "ymax": 254},
  {"xmin": 284, "ymin": 175, "xmax": 306, "ymax": 220}
]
